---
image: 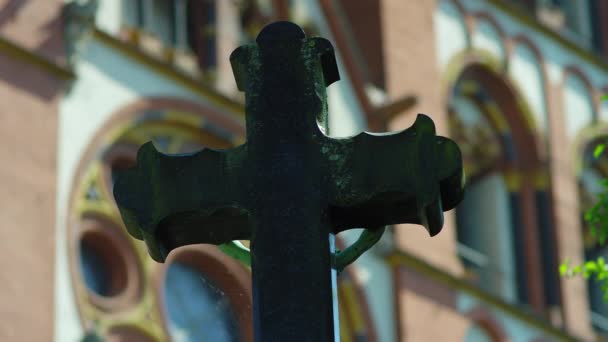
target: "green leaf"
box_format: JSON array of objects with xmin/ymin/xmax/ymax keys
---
[
  {"xmin": 602, "ymin": 94, "xmax": 608, "ymax": 101},
  {"xmin": 594, "ymin": 144, "xmax": 606, "ymax": 159},
  {"xmin": 559, "ymin": 262, "xmax": 569, "ymax": 276},
  {"xmin": 585, "ymin": 261, "xmax": 598, "ymax": 272}
]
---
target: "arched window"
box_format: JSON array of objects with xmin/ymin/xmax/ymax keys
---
[
  {"xmin": 448, "ymin": 63, "xmax": 561, "ymax": 312},
  {"xmin": 449, "ymin": 83, "xmax": 518, "ymax": 302}
]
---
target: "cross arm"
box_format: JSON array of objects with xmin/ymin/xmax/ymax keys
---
[
  {"xmin": 113, "ymin": 142, "xmax": 250, "ymax": 262},
  {"xmin": 325, "ymin": 114, "xmax": 464, "ymax": 236}
]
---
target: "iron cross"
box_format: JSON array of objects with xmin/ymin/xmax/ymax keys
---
[{"xmin": 113, "ymin": 22, "xmax": 464, "ymax": 342}]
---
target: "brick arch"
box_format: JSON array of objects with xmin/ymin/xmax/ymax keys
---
[
  {"xmin": 507, "ymin": 34, "xmax": 550, "ymax": 157},
  {"xmin": 562, "ymin": 67, "xmax": 600, "ymax": 164},
  {"xmin": 440, "ymin": 0, "xmax": 469, "ymax": 23},
  {"xmin": 452, "ymin": 63, "xmax": 541, "ymax": 168},
  {"xmin": 472, "ymin": 11, "xmax": 506, "ymax": 39},
  {"xmin": 437, "ymin": 0, "xmax": 472, "ymax": 42},
  {"xmin": 467, "ymin": 306, "xmax": 508, "ymax": 342},
  {"xmin": 441, "ymin": 49, "xmax": 504, "ymax": 108},
  {"xmin": 562, "ymin": 66, "xmax": 600, "ymax": 121},
  {"xmin": 442, "ymin": 51, "xmax": 543, "ymax": 147},
  {"xmin": 471, "ymin": 11, "xmax": 508, "ymax": 58},
  {"xmin": 563, "ymin": 66, "xmax": 595, "ymax": 97},
  {"xmin": 509, "ymin": 34, "xmax": 546, "ymax": 68}
]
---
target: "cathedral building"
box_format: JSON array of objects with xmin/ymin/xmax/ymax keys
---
[{"xmin": 0, "ymin": 0, "xmax": 607, "ymax": 341}]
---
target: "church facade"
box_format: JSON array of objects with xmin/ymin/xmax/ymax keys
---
[{"xmin": 1, "ymin": 0, "xmax": 607, "ymax": 341}]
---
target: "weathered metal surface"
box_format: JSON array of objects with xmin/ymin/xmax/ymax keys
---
[{"xmin": 113, "ymin": 21, "xmax": 464, "ymax": 342}]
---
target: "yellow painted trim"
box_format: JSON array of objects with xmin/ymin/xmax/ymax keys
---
[
  {"xmin": 503, "ymin": 169, "xmax": 522, "ymax": 191},
  {"xmin": 533, "ymin": 168, "xmax": 550, "ymax": 190},
  {"xmin": 483, "ymin": 101, "xmax": 509, "ymax": 134},
  {"xmin": 339, "ymin": 303, "xmax": 353, "ymax": 342},
  {"xmin": 0, "ymin": 35, "xmax": 75, "ymax": 81},
  {"xmin": 459, "ymin": 80, "xmax": 480, "ymax": 96},
  {"xmin": 442, "ymin": 48, "xmax": 505, "ymax": 93},
  {"xmin": 92, "ymin": 28, "xmax": 245, "ymax": 117},
  {"xmin": 340, "ymin": 281, "xmax": 366, "ymax": 334},
  {"xmin": 385, "ymin": 251, "xmax": 578, "ymax": 341},
  {"xmin": 443, "ymin": 49, "xmax": 540, "ymax": 135},
  {"xmin": 164, "ymin": 110, "xmax": 206, "ymax": 128}
]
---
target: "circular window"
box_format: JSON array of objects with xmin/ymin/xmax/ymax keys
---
[
  {"xmin": 163, "ymin": 261, "xmax": 241, "ymax": 342},
  {"xmin": 76, "ymin": 216, "xmax": 142, "ymax": 311},
  {"xmin": 79, "ymin": 231, "xmax": 128, "ymax": 297}
]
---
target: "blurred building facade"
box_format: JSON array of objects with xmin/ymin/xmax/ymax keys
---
[{"xmin": 1, "ymin": 0, "xmax": 608, "ymax": 341}]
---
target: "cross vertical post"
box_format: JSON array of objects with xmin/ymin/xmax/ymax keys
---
[{"xmin": 114, "ymin": 21, "xmax": 464, "ymax": 342}]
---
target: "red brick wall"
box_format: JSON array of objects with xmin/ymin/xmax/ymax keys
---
[
  {"xmin": 0, "ymin": 0, "xmax": 65, "ymax": 63},
  {"xmin": 337, "ymin": 0, "xmax": 385, "ymax": 88},
  {"xmin": 382, "ymin": 0, "xmax": 463, "ymax": 275},
  {"xmin": 0, "ymin": 1, "xmax": 65, "ymax": 339}
]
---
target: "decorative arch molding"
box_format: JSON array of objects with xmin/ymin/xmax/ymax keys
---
[
  {"xmin": 563, "ymin": 66, "xmax": 600, "ymax": 111},
  {"xmin": 439, "ymin": 0, "xmax": 471, "ymax": 29},
  {"xmin": 466, "ymin": 306, "xmax": 508, "ymax": 342},
  {"xmin": 562, "ymin": 66, "xmax": 598, "ymax": 142},
  {"xmin": 435, "ymin": 0, "xmax": 472, "ymax": 72},
  {"xmin": 443, "ymin": 51, "xmax": 542, "ymax": 161},
  {"xmin": 509, "ymin": 35, "xmax": 546, "ymax": 68},
  {"xmin": 563, "ymin": 66, "xmax": 596, "ymax": 100},
  {"xmin": 442, "ymin": 49, "xmax": 504, "ymax": 103},
  {"xmin": 445, "ymin": 57, "xmax": 562, "ymax": 312},
  {"xmin": 508, "ymin": 34, "xmax": 550, "ymax": 139},
  {"xmin": 471, "ymin": 11, "xmax": 507, "ymax": 62},
  {"xmin": 471, "ymin": 11, "xmax": 505, "ymax": 38},
  {"xmin": 66, "ymin": 97, "xmax": 248, "ymax": 340}
]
